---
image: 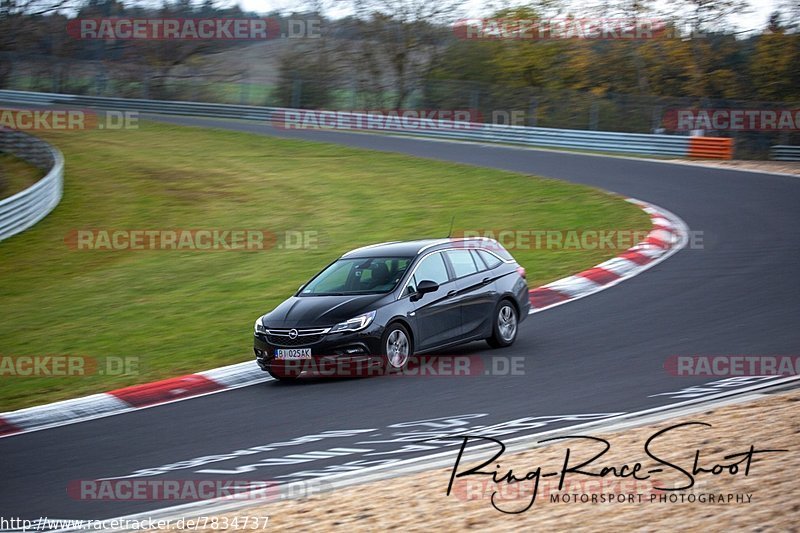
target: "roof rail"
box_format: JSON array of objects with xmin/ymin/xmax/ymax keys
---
[{"xmin": 342, "ymin": 241, "xmax": 401, "ymax": 257}]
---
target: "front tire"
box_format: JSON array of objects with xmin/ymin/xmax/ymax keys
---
[
  {"xmin": 382, "ymin": 323, "xmax": 412, "ymax": 370},
  {"xmin": 487, "ymin": 300, "xmax": 518, "ymax": 348}
]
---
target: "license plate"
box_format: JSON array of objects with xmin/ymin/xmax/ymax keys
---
[{"xmin": 275, "ymin": 348, "xmax": 312, "ymax": 359}]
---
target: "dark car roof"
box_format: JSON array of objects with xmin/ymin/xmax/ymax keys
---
[
  {"xmin": 342, "ymin": 239, "xmax": 445, "ymax": 258},
  {"xmin": 342, "ymin": 238, "xmax": 506, "ymax": 259}
]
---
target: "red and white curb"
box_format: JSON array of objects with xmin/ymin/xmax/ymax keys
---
[
  {"xmin": 0, "ymin": 362, "xmax": 271, "ymax": 438},
  {"xmin": 0, "ymin": 198, "xmax": 687, "ymax": 439},
  {"xmin": 529, "ymin": 198, "xmax": 687, "ymax": 312}
]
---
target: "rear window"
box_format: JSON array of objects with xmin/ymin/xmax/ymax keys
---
[
  {"xmin": 459, "ymin": 238, "xmax": 513, "ymax": 262},
  {"xmin": 476, "ymin": 249, "xmax": 503, "ymax": 269},
  {"xmin": 482, "ymin": 240, "xmax": 513, "ymax": 261}
]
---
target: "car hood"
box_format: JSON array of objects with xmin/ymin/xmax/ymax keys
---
[{"xmin": 262, "ymin": 293, "xmax": 387, "ymax": 328}]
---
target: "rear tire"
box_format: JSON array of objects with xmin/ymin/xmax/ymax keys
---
[
  {"xmin": 487, "ymin": 300, "xmax": 518, "ymax": 348},
  {"xmin": 382, "ymin": 323, "xmax": 412, "ymax": 370}
]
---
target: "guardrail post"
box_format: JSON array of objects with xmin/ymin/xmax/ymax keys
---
[
  {"xmin": 589, "ymin": 100, "xmax": 599, "ymax": 130},
  {"xmin": 528, "ymin": 96, "xmax": 538, "ymax": 127},
  {"xmin": 291, "ymin": 79, "xmax": 302, "ymax": 108}
]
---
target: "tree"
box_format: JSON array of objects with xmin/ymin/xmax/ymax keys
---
[
  {"xmin": 0, "ymin": 0, "xmax": 81, "ymax": 87},
  {"xmin": 343, "ymin": 0, "xmax": 461, "ymax": 108},
  {"xmin": 750, "ymin": 21, "xmax": 800, "ymax": 101}
]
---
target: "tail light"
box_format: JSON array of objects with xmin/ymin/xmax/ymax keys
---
[{"xmin": 516, "ymin": 265, "xmax": 527, "ymax": 279}]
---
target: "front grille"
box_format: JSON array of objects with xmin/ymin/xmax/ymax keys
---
[
  {"xmin": 266, "ymin": 334, "xmax": 325, "ymax": 346},
  {"xmin": 265, "ymin": 327, "xmax": 328, "ymax": 347}
]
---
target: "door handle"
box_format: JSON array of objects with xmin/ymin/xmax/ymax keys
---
[
  {"xmin": 481, "ymin": 277, "xmax": 491, "ymax": 284},
  {"xmin": 447, "ymin": 290, "xmax": 457, "ymax": 297}
]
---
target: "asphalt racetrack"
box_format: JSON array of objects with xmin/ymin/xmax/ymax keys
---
[{"xmin": 2, "ymin": 115, "xmax": 799, "ymax": 520}]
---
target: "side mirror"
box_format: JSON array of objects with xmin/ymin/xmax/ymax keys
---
[{"xmin": 416, "ymin": 279, "xmax": 439, "ymax": 295}]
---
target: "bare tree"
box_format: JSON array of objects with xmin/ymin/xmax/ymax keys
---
[
  {"xmin": 343, "ymin": 0, "xmax": 461, "ymax": 108},
  {"xmin": 668, "ymin": 0, "xmax": 751, "ymax": 34},
  {"xmin": 0, "ymin": 0, "xmax": 82, "ymax": 87},
  {"xmin": 777, "ymin": 0, "xmax": 799, "ymax": 30}
]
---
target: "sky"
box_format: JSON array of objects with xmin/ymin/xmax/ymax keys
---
[{"xmin": 237, "ymin": 0, "xmax": 783, "ymax": 34}]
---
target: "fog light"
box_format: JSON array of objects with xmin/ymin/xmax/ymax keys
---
[{"xmin": 344, "ymin": 347, "xmax": 365, "ymax": 354}]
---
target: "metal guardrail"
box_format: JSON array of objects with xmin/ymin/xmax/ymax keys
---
[
  {"xmin": 0, "ymin": 128, "xmax": 64, "ymax": 242},
  {"xmin": 0, "ymin": 89, "xmax": 736, "ymax": 159},
  {"xmin": 0, "ymin": 89, "xmax": 277, "ymax": 121},
  {"xmin": 0, "ymin": 89, "xmax": 696, "ymax": 157},
  {"xmin": 770, "ymin": 145, "xmax": 800, "ymax": 161}
]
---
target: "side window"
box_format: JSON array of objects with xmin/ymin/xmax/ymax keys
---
[
  {"xmin": 477, "ymin": 249, "xmax": 503, "ymax": 269},
  {"xmin": 470, "ymin": 249, "xmax": 488, "ymax": 271},
  {"xmin": 445, "ymin": 249, "xmax": 479, "ymax": 278},
  {"xmin": 409, "ymin": 253, "xmax": 449, "ymax": 293}
]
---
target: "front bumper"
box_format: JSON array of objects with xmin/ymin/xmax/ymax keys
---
[{"xmin": 254, "ymin": 326, "xmax": 385, "ymax": 377}]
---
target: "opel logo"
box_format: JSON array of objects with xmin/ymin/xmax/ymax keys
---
[{"xmin": 288, "ymin": 329, "xmax": 299, "ymax": 339}]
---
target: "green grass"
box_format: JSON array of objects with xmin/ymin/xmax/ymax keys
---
[
  {"xmin": 0, "ymin": 121, "xmax": 650, "ymax": 410},
  {"xmin": 0, "ymin": 154, "xmax": 43, "ymax": 200}
]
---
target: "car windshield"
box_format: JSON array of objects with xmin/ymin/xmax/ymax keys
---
[{"xmin": 299, "ymin": 256, "xmax": 413, "ymax": 296}]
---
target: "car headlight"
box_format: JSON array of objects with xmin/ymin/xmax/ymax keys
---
[
  {"xmin": 254, "ymin": 316, "xmax": 268, "ymax": 335},
  {"xmin": 329, "ymin": 310, "xmax": 376, "ymax": 334}
]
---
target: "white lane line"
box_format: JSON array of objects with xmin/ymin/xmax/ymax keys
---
[{"xmin": 83, "ymin": 375, "xmax": 800, "ymax": 532}]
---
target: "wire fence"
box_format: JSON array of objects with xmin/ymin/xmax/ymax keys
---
[{"xmin": 2, "ymin": 54, "xmax": 798, "ymax": 159}]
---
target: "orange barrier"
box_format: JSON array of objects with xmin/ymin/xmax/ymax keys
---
[{"xmin": 688, "ymin": 136, "xmax": 734, "ymax": 159}]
